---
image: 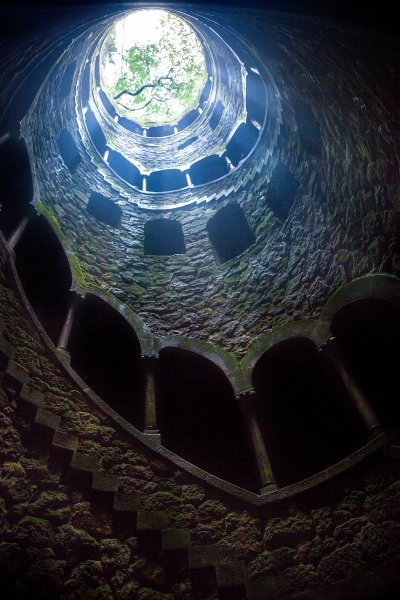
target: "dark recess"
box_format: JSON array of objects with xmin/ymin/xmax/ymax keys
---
[
  {"xmin": 157, "ymin": 348, "xmax": 259, "ymax": 491},
  {"xmin": 0, "ymin": 136, "xmax": 33, "ymax": 238},
  {"xmin": 226, "ymin": 121, "xmax": 259, "ymax": 166},
  {"xmin": 147, "ymin": 169, "xmax": 187, "ymax": 192},
  {"xmin": 87, "ymin": 191, "xmax": 122, "ymax": 228},
  {"xmin": 144, "ymin": 219, "xmax": 185, "ymax": 256},
  {"xmin": 207, "ymin": 202, "xmax": 255, "ymax": 263},
  {"xmin": 331, "ymin": 298, "xmax": 400, "ymax": 435},
  {"xmin": 252, "ymin": 337, "xmax": 365, "ymax": 487},
  {"xmin": 69, "ymin": 294, "xmax": 145, "ymax": 430},
  {"xmin": 266, "ymin": 164, "xmax": 299, "ymax": 221},
  {"xmin": 60, "ymin": 61, "xmax": 76, "ymax": 99},
  {"xmin": 15, "ymin": 215, "xmax": 72, "ymax": 344},
  {"xmin": 292, "ymin": 96, "xmax": 322, "ymax": 156},
  {"xmin": 57, "ymin": 128, "xmax": 81, "ymax": 173},
  {"xmin": 190, "ymin": 153, "xmax": 228, "ymax": 185}
]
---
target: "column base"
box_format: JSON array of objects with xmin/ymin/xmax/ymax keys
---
[
  {"xmin": 260, "ymin": 482, "xmax": 277, "ymax": 494},
  {"xmin": 144, "ymin": 428, "xmax": 160, "ymax": 435},
  {"xmin": 56, "ymin": 347, "xmax": 71, "ymax": 364},
  {"xmin": 367, "ymin": 424, "xmax": 385, "ymax": 441}
]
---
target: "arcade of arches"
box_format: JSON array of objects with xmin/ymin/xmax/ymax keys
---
[{"xmin": 1, "ymin": 4, "xmax": 400, "ymax": 600}]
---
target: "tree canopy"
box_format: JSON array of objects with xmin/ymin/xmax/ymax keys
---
[{"xmin": 101, "ymin": 10, "xmax": 207, "ymax": 127}]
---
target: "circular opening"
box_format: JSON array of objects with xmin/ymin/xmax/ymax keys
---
[{"xmin": 100, "ymin": 9, "xmax": 207, "ymax": 128}]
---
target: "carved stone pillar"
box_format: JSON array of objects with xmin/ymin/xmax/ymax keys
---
[
  {"xmin": 236, "ymin": 389, "xmax": 277, "ymax": 493},
  {"xmin": 318, "ymin": 336, "xmax": 382, "ymax": 438},
  {"xmin": 8, "ymin": 214, "xmax": 30, "ymax": 250},
  {"xmin": 142, "ymin": 355, "xmax": 159, "ymax": 434},
  {"xmin": 57, "ymin": 293, "xmax": 81, "ymax": 358}
]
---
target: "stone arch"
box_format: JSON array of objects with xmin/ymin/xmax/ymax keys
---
[
  {"xmin": 0, "ymin": 135, "xmax": 33, "ymax": 239},
  {"xmin": 157, "ymin": 335, "xmax": 240, "ymax": 391},
  {"xmin": 252, "ymin": 336, "xmax": 365, "ymax": 487},
  {"xmin": 85, "ymin": 290, "xmax": 155, "ymax": 356},
  {"xmin": 157, "ymin": 345, "xmax": 258, "ymax": 491},
  {"xmin": 69, "ymin": 293, "xmax": 145, "ymax": 430},
  {"xmin": 14, "ymin": 213, "xmax": 73, "ymax": 345},
  {"xmin": 330, "ymin": 296, "xmax": 400, "ymax": 434},
  {"xmin": 321, "ymin": 273, "xmax": 400, "ymax": 322}
]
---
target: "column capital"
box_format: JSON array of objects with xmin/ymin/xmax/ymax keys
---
[
  {"xmin": 317, "ymin": 336, "xmax": 337, "ymax": 354},
  {"xmin": 235, "ymin": 388, "xmax": 256, "ymax": 403},
  {"xmin": 141, "ymin": 352, "xmax": 159, "ymax": 362}
]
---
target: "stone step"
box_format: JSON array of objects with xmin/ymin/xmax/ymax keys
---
[
  {"xmin": 0, "ymin": 335, "xmax": 15, "ymax": 369},
  {"xmin": 51, "ymin": 430, "xmax": 79, "ymax": 463},
  {"xmin": 67, "ymin": 452, "xmax": 99, "ymax": 488},
  {"xmin": 34, "ymin": 407, "xmax": 61, "ymax": 432},
  {"xmin": 113, "ymin": 492, "xmax": 140, "ymax": 537},
  {"xmin": 3, "ymin": 360, "xmax": 29, "ymax": 392},
  {"xmin": 91, "ymin": 471, "xmax": 119, "ymax": 507},
  {"xmin": 188, "ymin": 544, "xmax": 219, "ymax": 596},
  {"xmin": 136, "ymin": 510, "xmax": 171, "ymax": 554},
  {"xmin": 246, "ymin": 575, "xmax": 278, "ymax": 600},
  {"xmin": 162, "ymin": 527, "xmax": 191, "ymax": 570},
  {"xmin": 216, "ymin": 561, "xmax": 247, "ymax": 599},
  {"xmin": 162, "ymin": 527, "xmax": 191, "ymax": 552}
]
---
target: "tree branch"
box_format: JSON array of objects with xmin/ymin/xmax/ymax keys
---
[{"xmin": 114, "ymin": 68, "xmax": 179, "ymax": 100}]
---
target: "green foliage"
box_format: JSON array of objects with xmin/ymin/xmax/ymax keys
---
[{"xmin": 101, "ymin": 11, "xmax": 207, "ymax": 126}]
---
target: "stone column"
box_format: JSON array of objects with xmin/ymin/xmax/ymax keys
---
[
  {"xmin": 236, "ymin": 389, "xmax": 277, "ymax": 493},
  {"xmin": 142, "ymin": 355, "xmax": 159, "ymax": 434},
  {"xmin": 318, "ymin": 336, "xmax": 382, "ymax": 438},
  {"xmin": 57, "ymin": 293, "xmax": 80, "ymax": 355},
  {"xmin": 7, "ymin": 214, "xmax": 30, "ymax": 250}
]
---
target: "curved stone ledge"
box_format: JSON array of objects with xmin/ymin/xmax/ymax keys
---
[{"xmin": 2, "ymin": 232, "xmax": 395, "ymax": 505}]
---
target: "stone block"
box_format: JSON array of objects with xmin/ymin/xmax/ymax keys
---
[
  {"xmin": 20, "ymin": 383, "xmax": 44, "ymax": 408},
  {"xmin": 216, "ymin": 561, "xmax": 246, "ymax": 588},
  {"xmin": 189, "ymin": 544, "xmax": 219, "ymax": 570},
  {"xmin": 3, "ymin": 360, "xmax": 29, "ymax": 393},
  {"xmin": 91, "ymin": 472, "xmax": 119, "ymax": 508},
  {"xmin": 0, "ymin": 335, "xmax": 15, "ymax": 369},
  {"xmin": 34, "ymin": 408, "xmax": 61, "ymax": 432},
  {"xmin": 136, "ymin": 510, "xmax": 170, "ymax": 554},
  {"xmin": 137, "ymin": 510, "xmax": 170, "ymax": 531},
  {"xmin": 162, "ymin": 527, "xmax": 191, "ymax": 551},
  {"xmin": 113, "ymin": 492, "xmax": 140, "ymax": 538},
  {"xmin": 246, "ymin": 575, "xmax": 278, "ymax": 600},
  {"xmin": 113, "ymin": 492, "xmax": 140, "ymax": 513},
  {"xmin": 51, "ymin": 430, "xmax": 79, "ymax": 463},
  {"xmin": 70, "ymin": 452, "xmax": 99, "ymax": 473},
  {"xmin": 67, "ymin": 452, "xmax": 99, "ymax": 489}
]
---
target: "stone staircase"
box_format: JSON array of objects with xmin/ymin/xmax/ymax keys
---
[{"xmin": 1, "ymin": 327, "xmax": 270, "ymax": 599}]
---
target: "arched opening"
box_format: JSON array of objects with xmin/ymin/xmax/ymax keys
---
[
  {"xmin": 107, "ymin": 149, "xmax": 141, "ymax": 188},
  {"xmin": 144, "ymin": 219, "xmax": 185, "ymax": 256},
  {"xmin": 246, "ymin": 70, "xmax": 265, "ymax": 124},
  {"xmin": 331, "ymin": 298, "xmax": 400, "ymax": 435},
  {"xmin": 0, "ymin": 136, "xmax": 33, "ymax": 239},
  {"xmin": 69, "ymin": 294, "xmax": 144, "ymax": 430},
  {"xmin": 147, "ymin": 169, "xmax": 187, "ymax": 192},
  {"xmin": 60, "ymin": 62, "xmax": 76, "ymax": 99},
  {"xmin": 15, "ymin": 215, "xmax": 72, "ymax": 344},
  {"xmin": 252, "ymin": 338, "xmax": 365, "ymax": 487},
  {"xmin": 57, "ymin": 129, "xmax": 81, "ymax": 173},
  {"xmin": 190, "ymin": 154, "xmax": 228, "ymax": 185},
  {"xmin": 157, "ymin": 348, "xmax": 258, "ymax": 491},
  {"xmin": 206, "ymin": 202, "xmax": 255, "ymax": 263},
  {"xmin": 86, "ymin": 192, "xmax": 122, "ymax": 228},
  {"xmin": 266, "ymin": 164, "xmax": 299, "ymax": 222},
  {"xmin": 84, "ymin": 108, "xmax": 106, "ymax": 155},
  {"xmin": 291, "ymin": 96, "xmax": 322, "ymax": 157},
  {"xmin": 209, "ymin": 100, "xmax": 224, "ymax": 130},
  {"xmin": 226, "ymin": 121, "xmax": 259, "ymax": 166}
]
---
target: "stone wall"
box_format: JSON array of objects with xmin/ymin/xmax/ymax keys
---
[
  {"xmin": 1, "ymin": 247, "xmax": 400, "ymax": 598},
  {"xmin": 21, "ymin": 8, "xmax": 400, "ymax": 356}
]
